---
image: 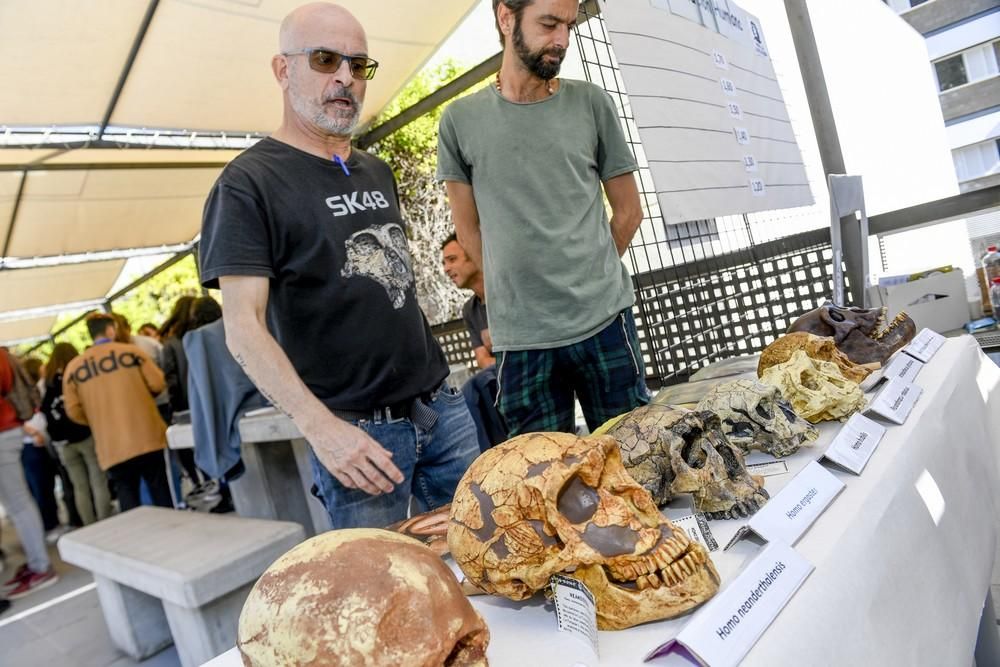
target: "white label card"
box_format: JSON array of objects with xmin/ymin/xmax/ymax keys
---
[
  {"xmin": 749, "ymin": 178, "xmax": 766, "ymax": 196},
  {"xmin": 882, "ymin": 352, "xmax": 924, "ymax": 383},
  {"xmin": 746, "ymin": 460, "xmax": 789, "ymax": 477},
  {"xmin": 645, "ymin": 542, "xmax": 813, "ymax": 667},
  {"xmin": 747, "ymin": 461, "xmax": 843, "ymax": 546},
  {"xmin": 868, "ymin": 377, "xmax": 922, "ymax": 425},
  {"xmin": 674, "ymin": 513, "xmax": 720, "ymax": 552},
  {"xmin": 720, "ymin": 77, "xmax": 737, "ymax": 95},
  {"xmin": 734, "ymin": 127, "xmax": 751, "ymax": 145},
  {"xmin": 821, "ymin": 413, "xmax": 887, "ymax": 475},
  {"xmin": 904, "ymin": 328, "xmax": 945, "ymax": 362},
  {"xmin": 550, "ymin": 574, "xmax": 599, "ymax": 658},
  {"xmin": 712, "ymin": 49, "xmax": 729, "ymax": 69},
  {"xmin": 742, "ymin": 154, "xmax": 757, "ymax": 172}
]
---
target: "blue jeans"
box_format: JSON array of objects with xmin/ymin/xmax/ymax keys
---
[{"xmin": 309, "ymin": 385, "xmax": 480, "ymax": 529}]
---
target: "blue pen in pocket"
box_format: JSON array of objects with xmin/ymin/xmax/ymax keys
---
[{"xmin": 333, "ymin": 154, "xmax": 350, "ymax": 176}]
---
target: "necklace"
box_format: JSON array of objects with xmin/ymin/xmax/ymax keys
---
[{"xmin": 495, "ymin": 73, "xmax": 554, "ymax": 99}]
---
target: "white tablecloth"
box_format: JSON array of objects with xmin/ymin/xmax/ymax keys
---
[{"xmin": 205, "ymin": 336, "xmax": 1000, "ymax": 666}]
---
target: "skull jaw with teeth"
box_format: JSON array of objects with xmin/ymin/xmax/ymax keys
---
[
  {"xmin": 447, "ymin": 432, "xmax": 720, "ymax": 630},
  {"xmin": 787, "ymin": 302, "xmax": 916, "ymax": 366},
  {"xmin": 607, "ymin": 404, "xmax": 770, "ymax": 519},
  {"xmin": 697, "ymin": 379, "xmax": 819, "ymax": 458}
]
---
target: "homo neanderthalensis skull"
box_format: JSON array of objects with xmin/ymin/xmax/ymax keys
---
[
  {"xmin": 448, "ymin": 432, "xmax": 719, "ymax": 630},
  {"xmin": 760, "ymin": 350, "xmax": 866, "ymax": 423},
  {"xmin": 606, "ymin": 405, "xmax": 770, "ymax": 519},
  {"xmin": 697, "ymin": 378, "xmax": 819, "ymax": 458},
  {"xmin": 757, "ymin": 332, "xmax": 874, "ymax": 384},
  {"xmin": 238, "ymin": 529, "xmax": 489, "ymax": 667},
  {"xmin": 787, "ymin": 302, "xmax": 916, "ymax": 366}
]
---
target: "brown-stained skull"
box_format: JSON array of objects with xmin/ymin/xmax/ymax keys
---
[
  {"xmin": 238, "ymin": 529, "xmax": 489, "ymax": 667},
  {"xmin": 447, "ymin": 432, "xmax": 720, "ymax": 630},
  {"xmin": 757, "ymin": 332, "xmax": 874, "ymax": 383},
  {"xmin": 608, "ymin": 405, "xmax": 770, "ymax": 519},
  {"xmin": 787, "ymin": 301, "xmax": 916, "ymax": 365}
]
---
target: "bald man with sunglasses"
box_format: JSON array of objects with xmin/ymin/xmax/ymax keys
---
[{"xmin": 199, "ymin": 3, "xmax": 479, "ymax": 530}]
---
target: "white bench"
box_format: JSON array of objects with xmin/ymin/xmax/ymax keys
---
[{"xmin": 58, "ymin": 506, "xmax": 304, "ymax": 667}]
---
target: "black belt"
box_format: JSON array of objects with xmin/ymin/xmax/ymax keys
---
[{"xmin": 331, "ymin": 390, "xmax": 439, "ymax": 428}]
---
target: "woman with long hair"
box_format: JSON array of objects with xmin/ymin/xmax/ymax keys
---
[{"xmin": 41, "ymin": 342, "xmax": 111, "ymax": 524}]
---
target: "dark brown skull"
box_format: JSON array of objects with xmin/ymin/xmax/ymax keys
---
[{"xmin": 787, "ymin": 301, "xmax": 916, "ymax": 365}]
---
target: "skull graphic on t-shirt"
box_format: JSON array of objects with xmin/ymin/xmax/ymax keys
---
[{"xmin": 340, "ymin": 223, "xmax": 414, "ymax": 309}]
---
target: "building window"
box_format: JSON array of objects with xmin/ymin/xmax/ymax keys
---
[
  {"xmin": 884, "ymin": 0, "xmax": 929, "ymax": 11},
  {"xmin": 934, "ymin": 42, "xmax": 1000, "ymax": 92},
  {"xmin": 935, "ymin": 54, "xmax": 967, "ymax": 91},
  {"xmin": 953, "ymin": 140, "xmax": 1000, "ymax": 182}
]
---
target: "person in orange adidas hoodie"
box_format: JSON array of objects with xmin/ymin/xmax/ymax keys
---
[{"xmin": 63, "ymin": 313, "xmax": 173, "ymax": 511}]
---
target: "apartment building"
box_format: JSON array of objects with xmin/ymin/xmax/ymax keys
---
[{"xmin": 887, "ymin": 0, "xmax": 999, "ymax": 193}]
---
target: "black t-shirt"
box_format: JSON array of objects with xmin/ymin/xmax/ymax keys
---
[
  {"xmin": 462, "ymin": 295, "xmax": 489, "ymax": 350},
  {"xmin": 199, "ymin": 138, "xmax": 447, "ymax": 411}
]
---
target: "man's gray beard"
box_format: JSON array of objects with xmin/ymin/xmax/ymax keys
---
[{"xmin": 290, "ymin": 93, "xmax": 360, "ymax": 137}]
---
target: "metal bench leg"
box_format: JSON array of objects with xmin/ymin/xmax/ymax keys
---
[
  {"xmin": 161, "ymin": 581, "xmax": 256, "ymax": 667},
  {"xmin": 93, "ymin": 574, "xmax": 172, "ymax": 660}
]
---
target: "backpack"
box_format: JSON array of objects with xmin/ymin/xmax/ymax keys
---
[{"xmin": 1, "ymin": 349, "xmax": 42, "ymax": 421}]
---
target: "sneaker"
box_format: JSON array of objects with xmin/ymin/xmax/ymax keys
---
[
  {"xmin": 5, "ymin": 568, "xmax": 59, "ymax": 600},
  {"xmin": 0, "ymin": 599, "xmax": 10, "ymax": 615},
  {"xmin": 2, "ymin": 564, "xmax": 30, "ymax": 592}
]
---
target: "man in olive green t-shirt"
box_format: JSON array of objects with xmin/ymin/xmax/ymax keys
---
[{"xmin": 437, "ymin": 0, "xmax": 650, "ymax": 435}]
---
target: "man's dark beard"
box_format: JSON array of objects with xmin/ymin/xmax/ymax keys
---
[{"xmin": 512, "ymin": 14, "xmax": 566, "ymax": 80}]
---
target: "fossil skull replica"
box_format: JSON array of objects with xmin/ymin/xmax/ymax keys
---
[
  {"xmin": 757, "ymin": 331, "xmax": 874, "ymax": 384},
  {"xmin": 787, "ymin": 301, "xmax": 915, "ymax": 366},
  {"xmin": 448, "ymin": 432, "xmax": 719, "ymax": 630},
  {"xmin": 238, "ymin": 528, "xmax": 489, "ymax": 667},
  {"xmin": 760, "ymin": 350, "xmax": 866, "ymax": 423},
  {"xmin": 604, "ymin": 404, "xmax": 770, "ymax": 519},
  {"xmin": 697, "ymin": 378, "xmax": 819, "ymax": 457}
]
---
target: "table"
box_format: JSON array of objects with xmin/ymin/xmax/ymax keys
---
[{"xmin": 204, "ymin": 336, "xmax": 1000, "ymax": 666}]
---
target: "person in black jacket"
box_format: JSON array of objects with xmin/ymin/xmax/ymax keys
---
[{"xmin": 41, "ymin": 343, "xmax": 111, "ymax": 525}]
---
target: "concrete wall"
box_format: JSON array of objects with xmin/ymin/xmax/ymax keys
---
[
  {"xmin": 901, "ymin": 0, "xmax": 998, "ymax": 36},
  {"xmin": 941, "ymin": 77, "xmax": 1000, "ymax": 121}
]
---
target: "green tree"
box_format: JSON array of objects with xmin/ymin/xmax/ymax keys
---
[{"xmin": 367, "ymin": 60, "xmax": 490, "ymax": 325}]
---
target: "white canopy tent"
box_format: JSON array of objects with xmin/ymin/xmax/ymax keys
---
[
  {"xmin": 0, "ymin": 0, "xmax": 480, "ymax": 344},
  {"xmin": 0, "ymin": 315, "xmax": 59, "ymax": 347}
]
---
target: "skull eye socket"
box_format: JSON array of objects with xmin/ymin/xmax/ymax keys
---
[
  {"xmin": 755, "ymin": 403, "xmax": 772, "ymax": 420},
  {"xmin": 681, "ymin": 429, "xmax": 707, "ymax": 468},
  {"xmin": 725, "ymin": 418, "xmax": 754, "ymax": 439},
  {"xmin": 714, "ymin": 442, "xmax": 743, "ymax": 477},
  {"xmin": 829, "ymin": 309, "xmax": 845, "ymax": 322},
  {"xmin": 777, "ymin": 400, "xmax": 799, "ymax": 423},
  {"xmin": 557, "ymin": 475, "xmax": 599, "ymax": 524}
]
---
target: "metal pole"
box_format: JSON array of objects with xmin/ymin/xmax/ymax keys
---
[{"xmin": 783, "ymin": 0, "xmax": 865, "ymax": 306}]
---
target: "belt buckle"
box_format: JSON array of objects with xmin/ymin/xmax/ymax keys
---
[{"xmin": 384, "ymin": 403, "xmax": 406, "ymax": 423}]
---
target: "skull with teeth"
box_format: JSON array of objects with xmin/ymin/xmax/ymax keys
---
[
  {"xmin": 238, "ymin": 528, "xmax": 489, "ymax": 667},
  {"xmin": 697, "ymin": 379, "xmax": 818, "ymax": 457},
  {"xmin": 787, "ymin": 301, "xmax": 916, "ymax": 366},
  {"xmin": 605, "ymin": 404, "xmax": 770, "ymax": 519},
  {"xmin": 447, "ymin": 432, "xmax": 720, "ymax": 630},
  {"xmin": 760, "ymin": 350, "xmax": 867, "ymax": 423}
]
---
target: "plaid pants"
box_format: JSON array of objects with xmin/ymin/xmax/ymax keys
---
[{"xmin": 496, "ymin": 309, "xmax": 650, "ymax": 435}]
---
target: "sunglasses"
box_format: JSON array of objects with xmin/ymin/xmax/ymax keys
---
[{"xmin": 282, "ymin": 47, "xmax": 379, "ymax": 81}]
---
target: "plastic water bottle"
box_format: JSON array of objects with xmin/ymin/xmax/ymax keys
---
[
  {"xmin": 983, "ymin": 245, "xmax": 1000, "ymax": 284},
  {"xmin": 992, "ymin": 277, "xmax": 1000, "ymax": 322}
]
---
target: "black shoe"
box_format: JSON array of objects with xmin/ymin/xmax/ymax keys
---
[{"xmin": 0, "ymin": 599, "xmax": 11, "ymax": 616}]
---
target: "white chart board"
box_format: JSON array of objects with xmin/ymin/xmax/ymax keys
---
[{"xmin": 601, "ymin": 0, "xmax": 813, "ymax": 224}]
